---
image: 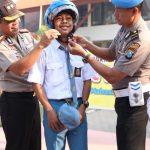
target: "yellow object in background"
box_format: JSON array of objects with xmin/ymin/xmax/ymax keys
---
[{"xmin": 89, "ymin": 60, "xmax": 115, "ymax": 109}]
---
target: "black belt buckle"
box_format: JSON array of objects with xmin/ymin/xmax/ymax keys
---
[{"xmin": 64, "ymin": 98, "xmax": 73, "ymax": 104}]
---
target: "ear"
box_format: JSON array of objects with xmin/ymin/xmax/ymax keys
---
[{"xmin": 132, "ymin": 7, "xmax": 139, "ymax": 14}]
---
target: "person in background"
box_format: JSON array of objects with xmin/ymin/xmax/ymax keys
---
[
  {"xmin": 68, "ymin": 0, "xmax": 150, "ymax": 150},
  {"xmin": 0, "ymin": 0, "xmax": 60, "ymax": 150},
  {"xmin": 27, "ymin": 0, "xmax": 96, "ymax": 150}
]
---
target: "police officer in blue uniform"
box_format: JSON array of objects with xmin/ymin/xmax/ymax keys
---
[
  {"xmin": 0, "ymin": 0, "xmax": 60, "ymax": 150},
  {"xmin": 68, "ymin": 0, "xmax": 150, "ymax": 150},
  {"xmin": 28, "ymin": 0, "xmax": 96, "ymax": 150}
]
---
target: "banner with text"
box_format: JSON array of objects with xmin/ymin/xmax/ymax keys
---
[{"xmin": 89, "ymin": 60, "xmax": 115, "ymax": 109}]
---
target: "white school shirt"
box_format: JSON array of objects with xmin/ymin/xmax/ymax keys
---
[{"xmin": 28, "ymin": 39, "xmax": 96, "ymax": 100}]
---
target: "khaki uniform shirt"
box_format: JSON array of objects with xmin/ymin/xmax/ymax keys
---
[
  {"xmin": 109, "ymin": 18, "xmax": 150, "ymax": 89},
  {"xmin": 0, "ymin": 30, "xmax": 37, "ymax": 92}
]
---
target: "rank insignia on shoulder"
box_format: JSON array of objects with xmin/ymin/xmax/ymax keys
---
[
  {"xmin": 131, "ymin": 30, "xmax": 139, "ymax": 41},
  {"xmin": 125, "ymin": 42, "xmax": 140, "ymax": 59},
  {"xmin": 74, "ymin": 67, "xmax": 81, "ymax": 77}
]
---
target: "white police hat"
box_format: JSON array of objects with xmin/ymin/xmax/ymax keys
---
[{"xmin": 112, "ymin": 0, "xmax": 144, "ymax": 8}]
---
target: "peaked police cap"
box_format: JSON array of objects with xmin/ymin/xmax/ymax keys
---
[
  {"xmin": 0, "ymin": 0, "xmax": 24, "ymax": 21},
  {"xmin": 112, "ymin": 0, "xmax": 144, "ymax": 8}
]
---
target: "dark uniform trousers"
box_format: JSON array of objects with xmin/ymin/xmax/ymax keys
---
[
  {"xmin": 115, "ymin": 92, "xmax": 149, "ymax": 150},
  {"xmin": 0, "ymin": 92, "xmax": 41, "ymax": 150}
]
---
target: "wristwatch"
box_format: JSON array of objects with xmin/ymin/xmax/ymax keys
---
[
  {"xmin": 81, "ymin": 100, "xmax": 89, "ymax": 108},
  {"xmin": 82, "ymin": 53, "xmax": 91, "ymax": 63}
]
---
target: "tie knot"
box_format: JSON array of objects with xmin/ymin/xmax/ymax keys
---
[{"xmin": 59, "ymin": 45, "xmax": 69, "ymax": 53}]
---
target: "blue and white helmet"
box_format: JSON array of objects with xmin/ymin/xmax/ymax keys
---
[{"xmin": 44, "ymin": 0, "xmax": 79, "ymax": 29}]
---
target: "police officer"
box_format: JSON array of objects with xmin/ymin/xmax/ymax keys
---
[
  {"xmin": 27, "ymin": 0, "xmax": 96, "ymax": 150},
  {"xmin": 68, "ymin": 0, "xmax": 150, "ymax": 150},
  {"xmin": 0, "ymin": 0, "xmax": 60, "ymax": 150}
]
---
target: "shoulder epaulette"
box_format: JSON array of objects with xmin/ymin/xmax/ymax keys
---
[
  {"xmin": 131, "ymin": 30, "xmax": 139, "ymax": 41},
  {"xmin": 19, "ymin": 29, "xmax": 30, "ymax": 33},
  {"xmin": 0, "ymin": 35, "xmax": 6, "ymax": 44}
]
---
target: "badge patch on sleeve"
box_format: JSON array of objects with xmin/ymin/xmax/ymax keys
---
[
  {"xmin": 74, "ymin": 67, "xmax": 81, "ymax": 77},
  {"xmin": 125, "ymin": 42, "xmax": 140, "ymax": 59}
]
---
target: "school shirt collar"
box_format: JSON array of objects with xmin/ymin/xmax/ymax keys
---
[{"xmin": 50, "ymin": 39, "xmax": 68, "ymax": 52}]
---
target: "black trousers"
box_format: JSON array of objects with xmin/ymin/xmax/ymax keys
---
[
  {"xmin": 0, "ymin": 92, "xmax": 41, "ymax": 150},
  {"xmin": 115, "ymin": 92, "xmax": 149, "ymax": 150}
]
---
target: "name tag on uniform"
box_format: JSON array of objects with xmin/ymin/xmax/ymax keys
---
[
  {"xmin": 128, "ymin": 81, "xmax": 144, "ymax": 107},
  {"xmin": 74, "ymin": 67, "xmax": 81, "ymax": 77}
]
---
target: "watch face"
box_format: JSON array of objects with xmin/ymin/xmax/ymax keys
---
[{"xmin": 82, "ymin": 100, "xmax": 89, "ymax": 108}]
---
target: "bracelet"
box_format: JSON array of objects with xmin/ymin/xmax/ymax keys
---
[{"xmin": 82, "ymin": 53, "xmax": 91, "ymax": 63}]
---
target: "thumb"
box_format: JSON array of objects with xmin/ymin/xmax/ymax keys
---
[{"xmin": 68, "ymin": 39, "xmax": 76, "ymax": 47}]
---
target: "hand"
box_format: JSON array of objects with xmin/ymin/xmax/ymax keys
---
[
  {"xmin": 37, "ymin": 29, "xmax": 61, "ymax": 49},
  {"xmin": 68, "ymin": 39, "xmax": 87, "ymax": 57},
  {"xmin": 47, "ymin": 109, "xmax": 65, "ymax": 132},
  {"xmin": 78, "ymin": 104, "xmax": 86, "ymax": 123},
  {"xmin": 71, "ymin": 35, "xmax": 89, "ymax": 49}
]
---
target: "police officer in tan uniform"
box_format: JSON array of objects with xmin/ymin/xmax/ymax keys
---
[
  {"xmin": 0, "ymin": 0, "xmax": 60, "ymax": 150},
  {"xmin": 68, "ymin": 0, "xmax": 150, "ymax": 150}
]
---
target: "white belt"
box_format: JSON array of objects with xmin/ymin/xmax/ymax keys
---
[{"xmin": 113, "ymin": 83, "xmax": 150, "ymax": 98}]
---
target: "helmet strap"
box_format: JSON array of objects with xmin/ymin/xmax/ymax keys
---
[
  {"xmin": 58, "ymin": 36, "xmax": 68, "ymax": 44},
  {"xmin": 57, "ymin": 30, "xmax": 74, "ymax": 46}
]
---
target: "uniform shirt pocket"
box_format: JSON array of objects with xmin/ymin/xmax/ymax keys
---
[{"xmin": 45, "ymin": 62, "xmax": 65, "ymax": 86}]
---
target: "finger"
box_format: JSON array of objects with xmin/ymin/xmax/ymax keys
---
[
  {"xmin": 48, "ymin": 120, "xmax": 58, "ymax": 131},
  {"xmin": 51, "ymin": 29, "xmax": 61, "ymax": 35},
  {"xmin": 68, "ymin": 42, "xmax": 71, "ymax": 47},
  {"xmin": 50, "ymin": 34, "xmax": 59, "ymax": 39},
  {"xmin": 47, "ymin": 30, "xmax": 60, "ymax": 38},
  {"xmin": 49, "ymin": 122, "xmax": 58, "ymax": 131},
  {"xmin": 72, "ymin": 35, "xmax": 77, "ymax": 42},
  {"xmin": 58, "ymin": 121, "xmax": 65, "ymax": 129},
  {"xmin": 53, "ymin": 33, "xmax": 61, "ymax": 37},
  {"xmin": 49, "ymin": 33, "xmax": 60, "ymax": 40},
  {"xmin": 53, "ymin": 123, "xmax": 63, "ymax": 132},
  {"xmin": 48, "ymin": 122, "xmax": 52, "ymax": 129},
  {"xmin": 68, "ymin": 43, "xmax": 72, "ymax": 51},
  {"xmin": 53, "ymin": 31, "xmax": 61, "ymax": 36},
  {"xmin": 52, "ymin": 29, "xmax": 60, "ymax": 33},
  {"xmin": 68, "ymin": 39, "xmax": 75, "ymax": 46}
]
